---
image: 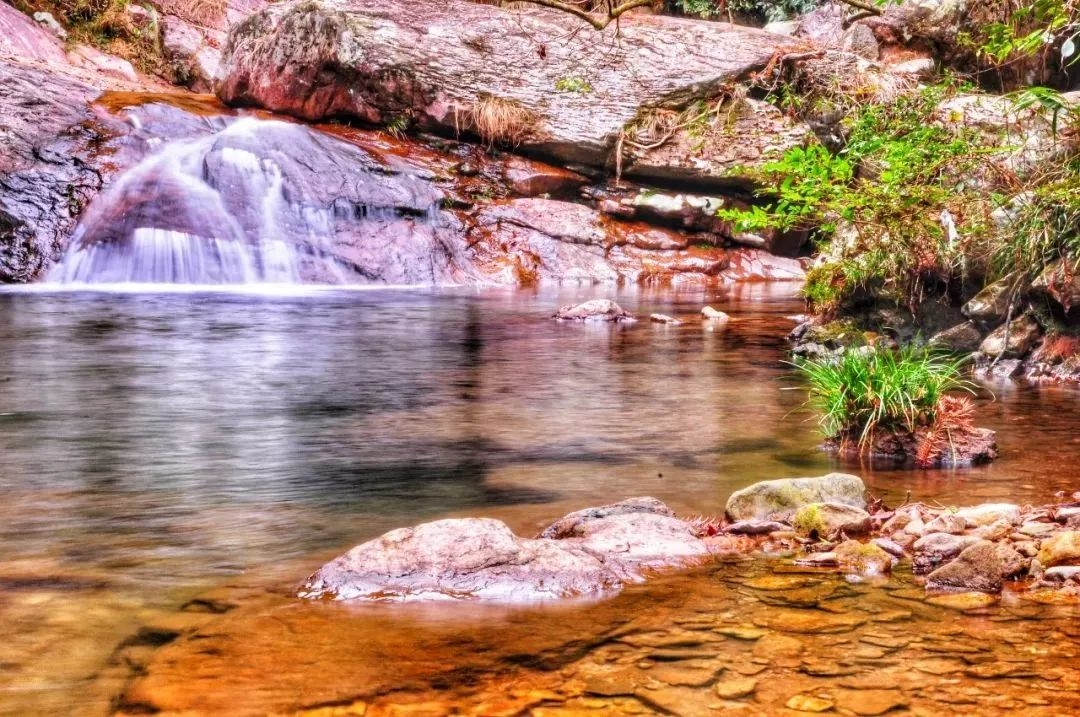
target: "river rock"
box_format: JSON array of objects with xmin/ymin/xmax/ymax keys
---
[
  {"xmin": 300, "ymin": 498, "xmax": 709, "ymax": 601},
  {"xmin": 792, "ymin": 502, "xmax": 872, "ymax": 538},
  {"xmin": 835, "ymin": 540, "xmax": 893, "ymax": 576},
  {"xmin": 979, "ymin": 314, "xmax": 1042, "ymax": 359},
  {"xmin": 553, "ymin": 299, "xmax": 635, "ymax": 323},
  {"xmin": 162, "ymin": 15, "xmax": 225, "ymax": 93},
  {"xmin": 925, "ymin": 540, "xmax": 1025, "ymax": 593},
  {"xmin": 954, "ymin": 503, "xmax": 1021, "ymax": 528},
  {"xmin": 649, "ymin": 313, "xmax": 681, "ymax": 324},
  {"xmin": 725, "ymin": 473, "xmax": 866, "ymax": 522},
  {"xmin": 1037, "ymin": 531, "xmax": 1080, "ymax": 568},
  {"xmin": 502, "ymin": 156, "xmax": 588, "ymax": 197},
  {"xmin": 929, "ymin": 321, "xmax": 983, "ymax": 353},
  {"xmin": 66, "ymin": 44, "xmax": 139, "ymax": 83},
  {"xmin": 913, "ymin": 532, "xmax": 981, "ymax": 574},
  {"xmin": 923, "ymin": 512, "xmax": 967, "ymax": 535},
  {"xmin": 962, "ymin": 274, "xmax": 1018, "ymax": 327},
  {"xmin": 701, "ymin": 306, "xmax": 730, "ymax": 321},
  {"xmin": 217, "ymin": 0, "xmax": 806, "ymax": 182}
]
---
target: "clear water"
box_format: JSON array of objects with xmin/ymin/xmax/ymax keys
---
[{"xmin": 1, "ymin": 283, "xmax": 1079, "ymax": 715}]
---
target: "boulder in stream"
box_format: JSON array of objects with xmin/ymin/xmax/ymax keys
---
[
  {"xmin": 725, "ymin": 473, "xmax": 867, "ymax": 522},
  {"xmin": 300, "ymin": 498, "xmax": 710, "ymax": 601},
  {"xmin": 553, "ymin": 300, "xmax": 636, "ymax": 323}
]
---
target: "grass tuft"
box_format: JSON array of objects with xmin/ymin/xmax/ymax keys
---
[{"xmin": 468, "ymin": 95, "xmax": 536, "ymax": 148}]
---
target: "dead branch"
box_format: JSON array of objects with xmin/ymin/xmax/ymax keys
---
[{"xmin": 503, "ymin": 0, "xmax": 654, "ymax": 30}]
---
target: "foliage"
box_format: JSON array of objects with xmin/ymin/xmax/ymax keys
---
[
  {"xmin": 796, "ymin": 344, "xmax": 973, "ymax": 449},
  {"xmin": 721, "ymin": 81, "xmax": 992, "ymax": 312},
  {"xmin": 554, "ymin": 76, "xmax": 593, "ymax": 94},
  {"xmin": 666, "ymin": 0, "xmax": 820, "ymax": 23}
]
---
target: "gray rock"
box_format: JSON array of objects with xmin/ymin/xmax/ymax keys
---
[
  {"xmin": 913, "ymin": 532, "xmax": 980, "ymax": 574},
  {"xmin": 929, "ymin": 321, "xmax": 983, "ymax": 353},
  {"xmin": 841, "ymin": 23, "xmax": 879, "ymax": 60},
  {"xmin": 925, "ymin": 540, "xmax": 1025, "ymax": 593},
  {"xmin": 163, "ymin": 15, "xmax": 225, "ymax": 93},
  {"xmin": 726, "ymin": 473, "xmax": 866, "ymax": 522},
  {"xmin": 954, "ymin": 503, "xmax": 1022, "ymax": 527},
  {"xmin": 649, "ymin": 313, "xmax": 682, "ymax": 325},
  {"xmin": 979, "ymin": 314, "xmax": 1041, "ymax": 359},
  {"xmin": 923, "ymin": 513, "xmax": 967, "ymax": 535},
  {"xmin": 962, "ymin": 274, "xmax": 1019, "ymax": 327},
  {"xmin": 218, "ymin": 0, "xmax": 810, "ymax": 185},
  {"xmin": 301, "ymin": 498, "xmax": 710, "ymax": 602},
  {"xmin": 32, "ymin": 11, "xmax": 67, "ymax": 39},
  {"xmin": 701, "ymin": 306, "xmax": 730, "ymax": 321},
  {"xmin": 538, "ymin": 496, "xmax": 674, "ymax": 538},
  {"xmin": 553, "ymin": 299, "xmax": 635, "ymax": 323}
]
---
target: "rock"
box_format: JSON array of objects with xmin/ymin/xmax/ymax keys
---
[
  {"xmin": 977, "ymin": 357, "xmax": 1023, "ymax": 379},
  {"xmin": 701, "ymin": 306, "xmax": 729, "ymax": 321},
  {"xmin": 962, "ymin": 274, "xmax": 1019, "ymax": 327},
  {"xmin": 842, "ymin": 23, "xmax": 879, "ymax": 60},
  {"xmin": 929, "ymin": 321, "xmax": 983, "ymax": 353},
  {"xmin": 726, "ymin": 520, "xmax": 789, "ymax": 535},
  {"xmin": 0, "ymin": 2, "xmax": 68, "ymax": 63},
  {"xmin": 0, "ymin": 58, "xmax": 109, "ymax": 281},
  {"xmin": 915, "ymin": 531, "xmax": 978, "ymax": 573},
  {"xmin": 503, "ymin": 156, "xmax": 587, "ymax": 197},
  {"xmin": 834, "ymin": 688, "xmax": 908, "ymax": 716},
  {"xmin": 32, "ymin": 11, "xmax": 67, "ymax": 39},
  {"xmin": 1032, "ymin": 260, "xmax": 1080, "ymax": 319},
  {"xmin": 925, "ymin": 591, "xmax": 998, "ymax": 610},
  {"xmin": 794, "ymin": 551, "xmax": 838, "ymax": 567},
  {"xmin": 300, "ymin": 498, "xmax": 710, "ymax": 601},
  {"xmin": 925, "ymin": 540, "xmax": 1025, "ymax": 593},
  {"xmin": 1019, "ymin": 522, "xmax": 1058, "ymax": 538},
  {"xmin": 872, "ymin": 537, "xmax": 907, "ymax": 558},
  {"xmin": 792, "ymin": 503, "xmax": 872, "ymax": 538},
  {"xmin": 1042, "ymin": 565, "xmax": 1080, "ymax": 582},
  {"xmin": 162, "ymin": 15, "xmax": 225, "ymax": 93},
  {"xmin": 954, "ymin": 504, "xmax": 1021, "ymax": 528},
  {"xmin": 66, "ymin": 44, "xmax": 139, "ymax": 83},
  {"xmin": 887, "ymin": 56, "xmax": 936, "ymax": 78},
  {"xmin": 714, "ymin": 677, "xmax": 757, "ymax": 699},
  {"xmin": 979, "ymin": 314, "xmax": 1041, "ymax": 359},
  {"xmin": 725, "ymin": 473, "xmax": 866, "ymax": 522},
  {"xmin": 126, "ymin": 4, "xmax": 156, "ymax": 30},
  {"xmin": 836, "ymin": 540, "xmax": 893, "ymax": 576},
  {"xmin": 922, "ymin": 513, "xmax": 967, "ymax": 535},
  {"xmin": 217, "ymin": 0, "xmax": 806, "ymax": 182},
  {"xmin": 785, "ymin": 695, "xmax": 834, "ymax": 712},
  {"xmin": 1037, "ymin": 531, "xmax": 1080, "ymax": 568},
  {"xmin": 553, "ymin": 299, "xmax": 635, "ymax": 323},
  {"xmin": 649, "ymin": 313, "xmax": 681, "ymax": 324},
  {"xmin": 763, "ymin": 20, "xmax": 798, "ymax": 36}
]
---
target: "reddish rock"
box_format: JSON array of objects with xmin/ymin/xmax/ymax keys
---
[
  {"xmin": 503, "ymin": 156, "xmax": 588, "ymax": 197},
  {"xmin": 0, "ymin": 2, "xmax": 68, "ymax": 64}
]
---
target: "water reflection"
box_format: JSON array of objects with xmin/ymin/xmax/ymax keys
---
[{"xmin": 1, "ymin": 283, "xmax": 1079, "ymax": 714}]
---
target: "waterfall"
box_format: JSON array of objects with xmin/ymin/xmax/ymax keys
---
[{"xmin": 48, "ymin": 116, "xmax": 457, "ymax": 286}]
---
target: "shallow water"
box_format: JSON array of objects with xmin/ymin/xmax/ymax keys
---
[{"xmin": 1, "ymin": 283, "xmax": 1079, "ymax": 715}]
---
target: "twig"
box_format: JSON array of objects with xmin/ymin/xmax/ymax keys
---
[{"xmin": 505, "ymin": 0, "xmax": 654, "ymax": 31}]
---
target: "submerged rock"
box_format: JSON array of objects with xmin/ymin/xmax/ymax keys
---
[
  {"xmin": 553, "ymin": 300, "xmax": 635, "ymax": 323},
  {"xmin": 836, "ymin": 540, "xmax": 893, "ymax": 576},
  {"xmin": 725, "ymin": 473, "xmax": 866, "ymax": 522},
  {"xmin": 1037, "ymin": 531, "xmax": 1080, "ymax": 568},
  {"xmin": 300, "ymin": 498, "xmax": 708, "ymax": 602}
]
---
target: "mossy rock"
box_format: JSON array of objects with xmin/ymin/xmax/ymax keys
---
[
  {"xmin": 792, "ymin": 502, "xmax": 871, "ymax": 539},
  {"xmin": 725, "ymin": 473, "xmax": 866, "ymax": 522}
]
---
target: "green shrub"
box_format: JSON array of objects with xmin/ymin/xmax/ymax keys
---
[{"xmin": 796, "ymin": 344, "xmax": 972, "ymax": 449}]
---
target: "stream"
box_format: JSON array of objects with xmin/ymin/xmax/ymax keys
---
[{"xmin": 1, "ymin": 283, "xmax": 1080, "ymax": 715}]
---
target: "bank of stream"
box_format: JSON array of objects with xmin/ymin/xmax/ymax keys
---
[{"xmin": 1, "ymin": 284, "xmax": 1079, "ymax": 715}]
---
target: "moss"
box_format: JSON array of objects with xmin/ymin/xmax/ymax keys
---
[{"xmin": 792, "ymin": 503, "xmax": 826, "ymax": 537}]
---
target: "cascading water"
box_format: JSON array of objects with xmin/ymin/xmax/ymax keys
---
[{"xmin": 48, "ymin": 112, "xmax": 468, "ymax": 285}]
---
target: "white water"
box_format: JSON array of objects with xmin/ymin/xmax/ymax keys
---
[{"xmin": 48, "ymin": 116, "xmax": 443, "ymax": 286}]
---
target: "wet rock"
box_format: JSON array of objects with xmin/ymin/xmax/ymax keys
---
[
  {"xmin": 0, "ymin": 58, "xmax": 109, "ymax": 281},
  {"xmin": 725, "ymin": 473, "xmax": 866, "ymax": 522},
  {"xmin": 1032, "ymin": 260, "xmax": 1080, "ymax": 319},
  {"xmin": 1037, "ymin": 531, "xmax": 1080, "ymax": 567},
  {"xmin": 1042, "ymin": 565, "xmax": 1080, "ymax": 582},
  {"xmin": 753, "ymin": 610, "xmax": 866, "ymax": 634},
  {"xmin": 913, "ymin": 533, "xmax": 981, "ymax": 574},
  {"xmin": 977, "ymin": 357, "xmax": 1023, "ymax": 379},
  {"xmin": 923, "ymin": 513, "xmax": 967, "ymax": 535},
  {"xmin": 834, "ymin": 688, "xmax": 908, "ymax": 716},
  {"xmin": 954, "ymin": 504, "xmax": 1021, "ymax": 528},
  {"xmin": 785, "ymin": 695, "xmax": 834, "ymax": 712},
  {"xmin": 649, "ymin": 313, "xmax": 681, "ymax": 325},
  {"xmin": 700, "ymin": 306, "xmax": 729, "ymax": 321},
  {"xmin": 726, "ymin": 520, "xmax": 788, "ymax": 535},
  {"xmin": 924, "ymin": 592, "xmax": 998, "ymax": 610},
  {"xmin": 872, "ymin": 537, "xmax": 907, "ymax": 558},
  {"xmin": 979, "ymin": 314, "xmax": 1042, "ymax": 359},
  {"xmin": 503, "ymin": 156, "xmax": 588, "ymax": 197},
  {"xmin": 714, "ymin": 677, "xmax": 757, "ymax": 698},
  {"xmin": 962, "ymin": 274, "xmax": 1019, "ymax": 327},
  {"xmin": 752, "ymin": 633, "xmax": 804, "ymax": 661},
  {"xmin": 929, "ymin": 321, "xmax": 984, "ymax": 353},
  {"xmin": 972, "ymin": 518, "xmax": 1013, "ymax": 541},
  {"xmin": 925, "ymin": 540, "xmax": 1025, "ymax": 593},
  {"xmin": 792, "ymin": 502, "xmax": 871, "ymax": 538},
  {"xmin": 218, "ymin": 0, "xmax": 806, "ymax": 183},
  {"xmin": 300, "ymin": 498, "xmax": 709, "ymax": 601},
  {"xmin": 162, "ymin": 16, "xmax": 224, "ymax": 93},
  {"xmin": 539, "ymin": 497, "xmax": 675, "ymax": 539},
  {"xmin": 836, "ymin": 540, "xmax": 893, "ymax": 576},
  {"xmin": 553, "ymin": 300, "xmax": 635, "ymax": 323}
]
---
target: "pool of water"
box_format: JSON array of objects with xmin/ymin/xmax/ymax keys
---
[{"xmin": 1, "ymin": 283, "xmax": 1078, "ymax": 715}]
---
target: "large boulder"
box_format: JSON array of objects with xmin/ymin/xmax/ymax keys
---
[
  {"xmin": 725, "ymin": 473, "xmax": 866, "ymax": 522},
  {"xmin": 299, "ymin": 498, "xmax": 711, "ymax": 601},
  {"xmin": 0, "ymin": 58, "xmax": 107, "ymax": 281},
  {"xmin": 217, "ymin": 0, "xmax": 807, "ymax": 184}
]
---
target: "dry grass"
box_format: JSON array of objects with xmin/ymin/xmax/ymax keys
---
[
  {"xmin": 156, "ymin": 0, "xmax": 226, "ymax": 29},
  {"xmin": 914, "ymin": 394, "xmax": 977, "ymax": 468},
  {"xmin": 467, "ymin": 95, "xmax": 537, "ymax": 147},
  {"xmin": 1034, "ymin": 333, "xmax": 1080, "ymax": 364}
]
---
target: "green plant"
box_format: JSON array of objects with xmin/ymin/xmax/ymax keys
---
[
  {"xmin": 796, "ymin": 344, "xmax": 973, "ymax": 449},
  {"xmin": 554, "ymin": 76, "xmax": 593, "ymax": 94}
]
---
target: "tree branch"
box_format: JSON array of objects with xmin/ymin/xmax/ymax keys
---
[
  {"xmin": 504, "ymin": 0, "xmax": 655, "ymax": 31},
  {"xmin": 836, "ymin": 0, "xmax": 883, "ymax": 15}
]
